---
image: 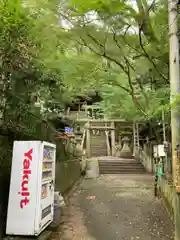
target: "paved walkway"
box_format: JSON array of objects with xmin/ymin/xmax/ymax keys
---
[{"xmin": 52, "ymin": 174, "xmax": 173, "ymax": 240}]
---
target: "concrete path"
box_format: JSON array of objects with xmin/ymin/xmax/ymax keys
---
[{"xmin": 52, "ymin": 174, "xmax": 173, "ymax": 240}]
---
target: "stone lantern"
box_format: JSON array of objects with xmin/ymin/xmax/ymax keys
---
[{"xmin": 119, "ymin": 136, "xmax": 132, "ymax": 158}]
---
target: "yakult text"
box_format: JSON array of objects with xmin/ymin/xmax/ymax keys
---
[{"xmin": 19, "ymin": 148, "xmax": 33, "ymax": 209}]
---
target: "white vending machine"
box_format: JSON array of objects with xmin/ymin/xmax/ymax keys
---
[{"xmin": 6, "ymin": 141, "xmax": 56, "ymax": 236}]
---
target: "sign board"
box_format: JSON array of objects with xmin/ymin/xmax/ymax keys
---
[
  {"xmin": 158, "ymin": 144, "xmax": 166, "ymax": 157},
  {"xmin": 64, "ymin": 127, "xmax": 73, "ymax": 135},
  {"xmin": 153, "ymin": 144, "xmax": 166, "ymax": 157},
  {"xmin": 153, "ymin": 145, "xmax": 158, "ymax": 157}
]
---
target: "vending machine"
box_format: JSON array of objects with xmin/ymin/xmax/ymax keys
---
[{"xmin": 6, "ymin": 141, "xmax": 56, "ymax": 236}]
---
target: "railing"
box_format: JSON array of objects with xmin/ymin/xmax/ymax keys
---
[
  {"xmin": 67, "ymin": 110, "xmax": 130, "ymax": 122},
  {"xmin": 80, "ymin": 128, "xmax": 86, "ymax": 151},
  {"xmin": 79, "ymin": 128, "xmax": 87, "ymax": 172},
  {"xmin": 67, "ymin": 110, "xmax": 104, "ymax": 121}
]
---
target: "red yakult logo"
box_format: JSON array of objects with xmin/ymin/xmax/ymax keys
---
[{"xmin": 18, "ymin": 148, "xmax": 33, "ymax": 209}]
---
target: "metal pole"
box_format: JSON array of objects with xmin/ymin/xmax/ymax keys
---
[{"xmin": 168, "ymin": 0, "xmax": 180, "ymax": 239}]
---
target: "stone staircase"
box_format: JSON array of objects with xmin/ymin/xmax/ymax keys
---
[
  {"xmin": 74, "ymin": 120, "xmax": 145, "ymax": 175},
  {"xmin": 91, "ymin": 132, "xmax": 107, "ymax": 156},
  {"xmin": 98, "ymin": 157, "xmax": 145, "ymax": 174}
]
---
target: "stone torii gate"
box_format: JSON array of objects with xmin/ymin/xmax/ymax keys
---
[
  {"xmin": 85, "ymin": 120, "xmax": 116, "ymax": 157},
  {"xmin": 83, "ymin": 120, "xmax": 142, "ymax": 158}
]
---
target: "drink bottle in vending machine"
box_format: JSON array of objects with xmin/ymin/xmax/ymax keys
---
[{"xmin": 6, "ymin": 141, "xmax": 56, "ymax": 236}]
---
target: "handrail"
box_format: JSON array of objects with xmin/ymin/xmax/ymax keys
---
[{"xmin": 80, "ymin": 128, "xmax": 86, "ymax": 151}]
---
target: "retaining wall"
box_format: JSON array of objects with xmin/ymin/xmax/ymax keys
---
[
  {"xmin": 159, "ymin": 177, "xmax": 180, "ymax": 239},
  {"xmin": 135, "ymin": 144, "xmax": 154, "ymax": 173},
  {"xmin": 55, "ymin": 159, "xmax": 81, "ymax": 193}
]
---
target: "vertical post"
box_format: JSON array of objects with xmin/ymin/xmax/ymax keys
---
[
  {"xmin": 169, "ymin": 0, "xmax": 180, "ymax": 186},
  {"xmin": 119, "ymin": 134, "xmax": 122, "ymax": 149},
  {"xmin": 105, "ymin": 122, "xmax": 111, "ymax": 156},
  {"xmin": 162, "ymin": 107, "xmax": 168, "ymax": 175},
  {"xmin": 136, "ymin": 123, "xmax": 140, "ymax": 152},
  {"xmin": 168, "ymin": 0, "xmax": 180, "ymax": 239},
  {"xmin": 162, "ymin": 107, "xmax": 166, "ymax": 144},
  {"xmin": 78, "ymin": 103, "xmax": 80, "ymax": 119},
  {"xmin": 133, "ymin": 122, "xmax": 136, "ymax": 156},
  {"xmin": 86, "ymin": 121, "xmax": 91, "ymax": 158},
  {"xmin": 84, "ymin": 102, "xmax": 87, "ymax": 117},
  {"xmin": 111, "ymin": 121, "xmax": 116, "ymax": 156}
]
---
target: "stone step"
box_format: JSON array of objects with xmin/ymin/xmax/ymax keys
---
[
  {"xmin": 100, "ymin": 171, "xmax": 145, "ymax": 174},
  {"xmin": 118, "ymin": 156, "xmax": 135, "ymax": 159},
  {"xmin": 99, "ymin": 164, "xmax": 144, "ymax": 168},
  {"xmin": 91, "ymin": 152, "xmax": 107, "ymax": 154},
  {"xmin": 91, "ymin": 146, "xmax": 106, "ymax": 148},
  {"xmin": 99, "ymin": 169, "xmax": 145, "ymax": 173},
  {"xmin": 92, "ymin": 153, "xmax": 107, "ymax": 156},
  {"xmin": 91, "ymin": 147, "xmax": 107, "ymax": 150},
  {"xmin": 98, "ymin": 159, "xmax": 145, "ymax": 174},
  {"xmin": 91, "ymin": 138, "xmax": 106, "ymax": 141},
  {"xmin": 91, "ymin": 144, "xmax": 106, "ymax": 147},
  {"xmin": 99, "ymin": 162, "xmax": 144, "ymax": 167},
  {"xmin": 92, "ymin": 142, "xmax": 106, "ymax": 145},
  {"xmin": 91, "ymin": 137, "xmax": 105, "ymax": 139},
  {"xmin": 99, "ymin": 167, "xmax": 145, "ymax": 171},
  {"xmin": 99, "ymin": 166, "xmax": 145, "ymax": 170},
  {"xmin": 98, "ymin": 160, "xmax": 143, "ymax": 163},
  {"xmin": 99, "ymin": 162, "xmax": 142, "ymax": 165},
  {"xmin": 91, "ymin": 140, "xmax": 106, "ymax": 144}
]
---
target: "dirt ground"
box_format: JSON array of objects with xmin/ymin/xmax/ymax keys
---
[
  {"xmin": 51, "ymin": 192, "xmax": 94, "ymax": 240},
  {"xmin": 51, "ymin": 174, "xmax": 174, "ymax": 240}
]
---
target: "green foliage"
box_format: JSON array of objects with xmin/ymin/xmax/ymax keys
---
[
  {"xmin": 58, "ymin": 0, "xmax": 171, "ymax": 123},
  {"xmin": 0, "ymin": 0, "xmax": 172, "ymax": 142},
  {"xmin": 0, "ymin": 0, "xmax": 78, "ymax": 168},
  {"xmin": 69, "ymin": 0, "xmax": 127, "ymax": 15}
]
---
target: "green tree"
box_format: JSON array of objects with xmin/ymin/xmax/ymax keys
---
[{"xmin": 58, "ymin": 0, "xmax": 170, "ymax": 122}]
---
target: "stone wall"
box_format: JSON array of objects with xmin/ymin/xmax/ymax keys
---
[
  {"xmin": 136, "ymin": 144, "xmax": 154, "ymax": 173},
  {"xmin": 159, "ymin": 178, "xmax": 174, "ymax": 217},
  {"xmin": 159, "ymin": 177, "xmax": 180, "ymax": 239},
  {"xmin": 55, "ymin": 159, "xmax": 81, "ymax": 193}
]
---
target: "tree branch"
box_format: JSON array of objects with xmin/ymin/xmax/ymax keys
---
[
  {"xmin": 112, "ymin": 32, "xmax": 135, "ymax": 71},
  {"xmin": 138, "ymin": 27, "xmax": 168, "ymax": 82},
  {"xmin": 78, "ymin": 38, "xmax": 132, "ymax": 95},
  {"xmin": 125, "ymin": 59, "xmax": 147, "ymax": 116},
  {"xmin": 86, "ymin": 33, "xmax": 128, "ymax": 74},
  {"xmin": 77, "ymin": 32, "xmax": 147, "ymax": 116},
  {"xmin": 113, "ymin": 31, "xmax": 149, "ymax": 106}
]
